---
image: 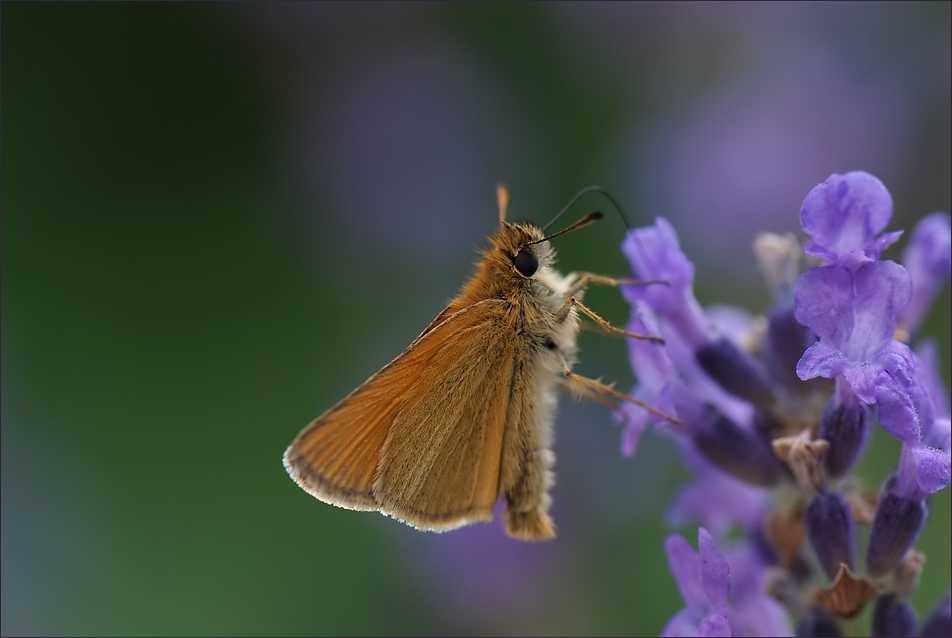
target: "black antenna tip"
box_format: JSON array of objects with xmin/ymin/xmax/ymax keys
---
[{"xmin": 591, "ymin": 211, "xmax": 604, "ymax": 220}]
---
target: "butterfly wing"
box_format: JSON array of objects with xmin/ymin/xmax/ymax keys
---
[
  {"xmin": 373, "ymin": 302, "xmax": 517, "ymax": 530},
  {"xmin": 283, "ymin": 298, "xmax": 515, "ymax": 530}
]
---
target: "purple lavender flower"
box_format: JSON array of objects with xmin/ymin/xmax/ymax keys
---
[
  {"xmin": 624, "ymin": 221, "xmax": 778, "ymax": 408},
  {"xmin": 793, "ymin": 261, "xmax": 913, "ymax": 408},
  {"xmin": 906, "ymin": 343, "xmax": 952, "ymax": 493},
  {"xmin": 720, "ymin": 541, "xmax": 792, "ymax": 637},
  {"xmin": 621, "ymin": 218, "xmax": 784, "ymax": 488},
  {"xmin": 662, "ymin": 527, "xmax": 732, "ymax": 637},
  {"xmin": 622, "ymin": 217, "xmax": 712, "ymax": 350},
  {"xmin": 620, "ymin": 227, "xmax": 776, "ymax": 494},
  {"xmin": 663, "ymin": 527, "xmax": 792, "ymax": 637},
  {"xmin": 799, "ymin": 171, "xmax": 902, "ymax": 269},
  {"xmin": 900, "ymin": 213, "xmax": 952, "ymax": 333},
  {"xmin": 619, "ymin": 299, "xmax": 678, "ymax": 457},
  {"xmin": 622, "ymin": 170, "xmax": 950, "ymax": 637}
]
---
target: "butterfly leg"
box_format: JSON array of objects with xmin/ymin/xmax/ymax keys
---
[
  {"xmin": 551, "ymin": 296, "xmax": 680, "ymax": 424},
  {"xmin": 561, "ymin": 367, "xmax": 681, "ymax": 424},
  {"xmin": 563, "ymin": 273, "xmax": 668, "ymax": 298},
  {"xmin": 554, "ymin": 376, "xmax": 619, "ymax": 409},
  {"xmin": 555, "ymin": 295, "xmax": 663, "ymax": 343}
]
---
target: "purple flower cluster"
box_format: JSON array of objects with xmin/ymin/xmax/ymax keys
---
[{"xmin": 620, "ymin": 172, "xmax": 951, "ymax": 636}]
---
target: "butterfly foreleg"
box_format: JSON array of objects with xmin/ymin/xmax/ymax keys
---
[
  {"xmin": 554, "ymin": 376, "xmax": 619, "ymax": 409},
  {"xmin": 559, "ymin": 366, "xmax": 681, "ymax": 425},
  {"xmin": 553, "ymin": 295, "xmax": 663, "ymax": 343},
  {"xmin": 563, "ymin": 273, "xmax": 668, "ymax": 298}
]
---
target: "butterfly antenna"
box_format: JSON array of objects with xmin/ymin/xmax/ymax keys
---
[
  {"xmin": 542, "ymin": 185, "xmax": 631, "ymax": 233},
  {"xmin": 542, "ymin": 185, "xmax": 660, "ymax": 282},
  {"xmin": 526, "ymin": 212, "xmax": 603, "ymax": 246}
]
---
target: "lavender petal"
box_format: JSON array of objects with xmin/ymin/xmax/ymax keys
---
[
  {"xmin": 698, "ymin": 612, "xmax": 731, "ymax": 637},
  {"xmin": 665, "ymin": 533, "xmax": 708, "ymax": 614},
  {"xmin": 800, "ymin": 171, "xmax": 895, "ymax": 264},
  {"xmin": 699, "ymin": 527, "xmax": 731, "ymax": 608}
]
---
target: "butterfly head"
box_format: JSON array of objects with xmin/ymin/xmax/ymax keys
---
[
  {"xmin": 482, "ymin": 185, "xmax": 601, "ymax": 289},
  {"xmin": 489, "ymin": 221, "xmax": 554, "ymax": 281}
]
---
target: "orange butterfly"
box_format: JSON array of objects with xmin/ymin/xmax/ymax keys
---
[{"xmin": 284, "ymin": 186, "xmax": 675, "ymax": 540}]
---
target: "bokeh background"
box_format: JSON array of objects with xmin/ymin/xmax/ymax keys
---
[{"xmin": 2, "ymin": 2, "xmax": 949, "ymax": 635}]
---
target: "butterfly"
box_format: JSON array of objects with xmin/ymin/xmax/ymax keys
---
[{"xmin": 284, "ymin": 186, "xmax": 675, "ymax": 540}]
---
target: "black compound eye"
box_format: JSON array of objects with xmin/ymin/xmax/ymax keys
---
[{"xmin": 513, "ymin": 248, "xmax": 538, "ymax": 277}]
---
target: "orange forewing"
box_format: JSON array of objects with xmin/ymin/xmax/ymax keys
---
[{"xmin": 283, "ymin": 299, "xmax": 514, "ymax": 530}]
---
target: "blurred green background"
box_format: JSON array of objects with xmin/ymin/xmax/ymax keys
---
[{"xmin": 2, "ymin": 2, "xmax": 949, "ymax": 635}]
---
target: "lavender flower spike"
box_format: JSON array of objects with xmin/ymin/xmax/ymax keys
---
[
  {"xmin": 631, "ymin": 171, "xmax": 949, "ymax": 636},
  {"xmin": 792, "ymin": 170, "xmax": 950, "ymax": 488},
  {"xmin": 662, "ymin": 527, "xmax": 732, "ymax": 637}
]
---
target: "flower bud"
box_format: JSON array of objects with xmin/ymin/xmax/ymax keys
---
[
  {"xmin": 871, "ymin": 593, "xmax": 918, "ymax": 637},
  {"xmin": 805, "ymin": 492, "xmax": 854, "ymax": 581},
  {"xmin": 818, "ymin": 397, "xmax": 871, "ymax": 478},
  {"xmin": 696, "ymin": 337, "xmax": 776, "ymax": 407},
  {"xmin": 866, "ymin": 491, "xmax": 926, "ymax": 578},
  {"xmin": 765, "ymin": 304, "xmax": 818, "ymax": 387},
  {"xmin": 692, "ymin": 408, "xmax": 787, "ymax": 487},
  {"xmin": 795, "ymin": 606, "xmax": 841, "ymax": 637},
  {"xmin": 921, "ymin": 589, "xmax": 951, "ymax": 638}
]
